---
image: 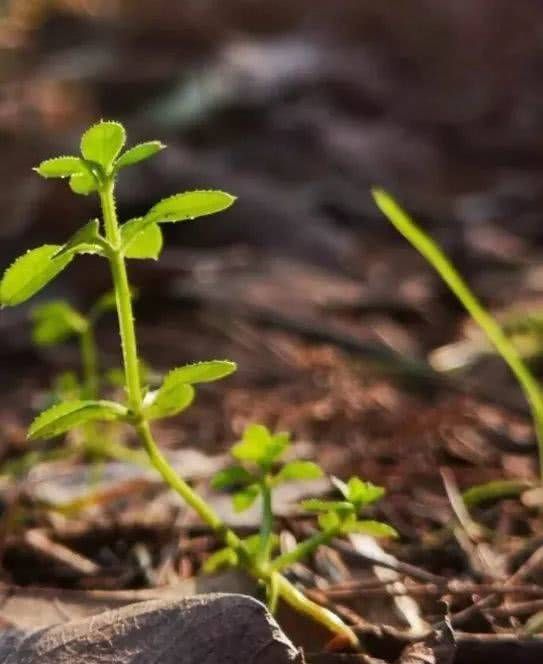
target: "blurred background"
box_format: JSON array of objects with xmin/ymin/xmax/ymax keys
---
[{"xmin": 2, "ymin": 0, "xmax": 543, "ymax": 540}]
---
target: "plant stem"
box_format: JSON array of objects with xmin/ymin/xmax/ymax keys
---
[
  {"xmin": 258, "ymin": 476, "xmax": 273, "ymax": 563},
  {"xmin": 98, "ymin": 177, "xmax": 359, "ymax": 648},
  {"xmin": 274, "ymin": 573, "xmax": 358, "ymax": 644},
  {"xmin": 272, "ymin": 529, "xmax": 336, "ymax": 571},
  {"xmin": 374, "ymin": 188, "xmax": 543, "ymax": 482},
  {"xmin": 136, "ymin": 420, "xmax": 229, "ymax": 533},
  {"xmin": 100, "ymin": 181, "xmax": 142, "ymax": 413}
]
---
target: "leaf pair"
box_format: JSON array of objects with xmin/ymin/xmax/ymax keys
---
[
  {"xmin": 120, "ymin": 190, "xmax": 236, "ymax": 260},
  {"xmin": 35, "ymin": 121, "xmax": 165, "ymax": 194},
  {"xmin": 301, "ymin": 475, "xmax": 397, "ymax": 539},
  {"xmin": 300, "ymin": 477, "xmax": 384, "ymax": 515},
  {"xmin": 316, "ymin": 510, "xmax": 397, "ymax": 538},
  {"xmin": 142, "ymin": 360, "xmax": 236, "ymax": 420}
]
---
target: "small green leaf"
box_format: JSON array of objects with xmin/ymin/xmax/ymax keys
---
[
  {"xmin": 146, "ymin": 190, "xmax": 236, "ymax": 225},
  {"xmin": 80, "ymin": 120, "xmax": 126, "ymax": 171},
  {"xmin": 211, "ymin": 466, "xmax": 254, "ymax": 490},
  {"xmin": 232, "ymin": 484, "xmax": 259, "ymax": 512},
  {"xmin": 55, "ymin": 219, "xmax": 106, "ymax": 258},
  {"xmin": 332, "ymin": 476, "xmax": 385, "ymax": 508},
  {"xmin": 115, "ymin": 141, "xmax": 165, "ymax": 170},
  {"xmin": 31, "ymin": 301, "xmax": 87, "ymax": 346},
  {"xmin": 145, "ymin": 190, "xmax": 236, "ymax": 223},
  {"xmin": 318, "ymin": 511, "xmax": 341, "ymax": 532},
  {"xmin": 275, "ymin": 461, "xmax": 323, "ymax": 483},
  {"xmin": 300, "ymin": 499, "xmax": 354, "ymax": 514},
  {"xmin": 231, "ymin": 425, "xmax": 289, "ymax": 467},
  {"xmin": 120, "ymin": 191, "xmax": 236, "ymax": 251},
  {"xmin": 28, "ymin": 399, "xmax": 127, "ymax": 440},
  {"xmin": 69, "ymin": 171, "xmax": 96, "ymax": 195},
  {"xmin": 231, "ymin": 424, "xmax": 270, "ymax": 463},
  {"xmin": 161, "ymin": 361, "xmax": 237, "ymax": 386},
  {"xmin": 0, "ymin": 245, "xmax": 74, "ymax": 307},
  {"xmin": 203, "ymin": 547, "xmax": 238, "ymax": 574},
  {"xmin": 143, "ymin": 382, "xmax": 195, "ymax": 420},
  {"xmin": 122, "ymin": 219, "xmax": 163, "ymax": 260},
  {"xmin": 342, "ymin": 519, "xmax": 398, "ymax": 538},
  {"xmin": 35, "ymin": 156, "xmax": 84, "ymax": 179},
  {"xmin": 346, "ymin": 477, "xmax": 385, "ymax": 506}
]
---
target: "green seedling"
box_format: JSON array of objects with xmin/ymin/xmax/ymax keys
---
[
  {"xmin": 31, "ymin": 292, "xmax": 116, "ymax": 401},
  {"xmin": 0, "ymin": 121, "xmax": 399, "ymax": 648},
  {"xmin": 210, "ymin": 423, "xmax": 396, "ymax": 614},
  {"xmin": 0, "ymin": 293, "xmax": 146, "ymax": 479},
  {"xmin": 373, "ymin": 189, "xmax": 543, "ymax": 502}
]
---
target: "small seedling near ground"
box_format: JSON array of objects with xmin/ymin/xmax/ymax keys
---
[
  {"xmin": 0, "ymin": 121, "xmax": 398, "ymax": 648},
  {"xmin": 209, "ymin": 423, "xmax": 396, "ymax": 612},
  {"xmin": 373, "ymin": 188, "xmax": 543, "ymax": 502}
]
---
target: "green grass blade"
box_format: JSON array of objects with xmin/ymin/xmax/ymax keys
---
[{"xmin": 373, "ymin": 188, "xmax": 543, "ymax": 481}]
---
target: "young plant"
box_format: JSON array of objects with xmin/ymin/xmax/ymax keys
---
[
  {"xmin": 373, "ymin": 188, "xmax": 543, "ymax": 494},
  {"xmin": 0, "ymin": 120, "xmax": 397, "ymax": 647},
  {"xmin": 0, "ymin": 293, "xmax": 139, "ymax": 478},
  {"xmin": 209, "ymin": 423, "xmax": 396, "ymax": 613},
  {"xmin": 32, "ymin": 292, "xmax": 116, "ymax": 401}
]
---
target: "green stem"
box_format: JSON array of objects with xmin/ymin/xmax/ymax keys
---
[
  {"xmin": 271, "ymin": 529, "xmax": 336, "ymax": 572},
  {"xmin": 137, "ymin": 420, "xmax": 230, "ymax": 534},
  {"xmin": 274, "ymin": 574, "xmax": 357, "ymax": 644},
  {"xmin": 374, "ymin": 188, "xmax": 543, "ymax": 482},
  {"xmin": 98, "ymin": 177, "xmax": 359, "ymax": 648},
  {"xmin": 258, "ymin": 476, "xmax": 273, "ymax": 563},
  {"xmin": 100, "ymin": 182, "xmax": 142, "ymax": 413}
]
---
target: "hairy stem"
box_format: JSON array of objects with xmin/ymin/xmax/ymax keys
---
[{"xmin": 100, "ymin": 181, "xmax": 142, "ymax": 413}]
